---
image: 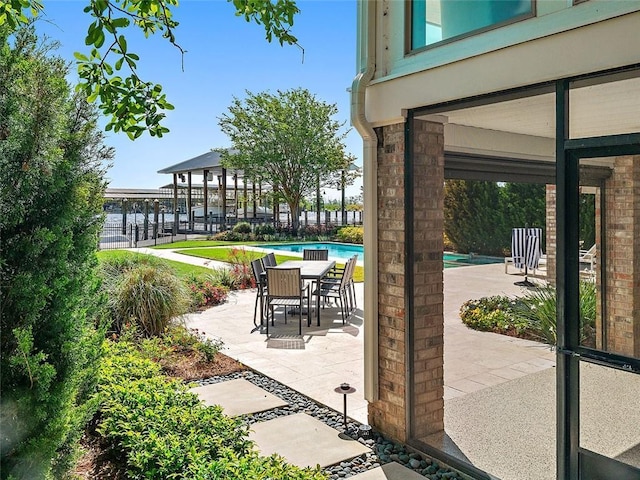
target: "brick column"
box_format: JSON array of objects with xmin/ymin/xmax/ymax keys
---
[
  {"xmin": 411, "ymin": 120, "xmax": 445, "ymax": 439},
  {"xmin": 369, "ymin": 122, "xmax": 407, "ymax": 441},
  {"xmin": 368, "ymin": 119, "xmax": 444, "ymax": 442},
  {"xmin": 546, "ymin": 185, "xmax": 556, "ymax": 285},
  {"xmin": 603, "ymin": 155, "xmax": 640, "ymax": 357}
]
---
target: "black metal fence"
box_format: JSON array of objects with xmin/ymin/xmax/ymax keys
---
[{"xmin": 99, "ymin": 222, "xmax": 186, "ymax": 250}]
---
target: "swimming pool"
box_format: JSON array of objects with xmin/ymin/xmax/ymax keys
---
[
  {"xmin": 263, "ymin": 242, "xmax": 362, "ymax": 261},
  {"xmin": 262, "ymin": 242, "xmax": 502, "ymax": 268}
]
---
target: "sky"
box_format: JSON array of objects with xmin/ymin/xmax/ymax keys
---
[{"xmin": 36, "ymin": 0, "xmax": 361, "ymax": 200}]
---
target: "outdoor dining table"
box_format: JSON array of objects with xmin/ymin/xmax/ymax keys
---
[{"xmin": 266, "ymin": 259, "xmax": 336, "ymax": 327}]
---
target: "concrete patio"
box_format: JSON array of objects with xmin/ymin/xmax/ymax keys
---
[
  {"xmin": 184, "ymin": 260, "xmax": 557, "ymax": 426},
  {"xmin": 142, "ymin": 248, "xmax": 639, "ymax": 479}
]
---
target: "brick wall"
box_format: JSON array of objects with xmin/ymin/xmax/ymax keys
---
[
  {"xmin": 368, "ymin": 119, "xmax": 444, "ymax": 442},
  {"xmin": 550, "ymin": 158, "xmax": 640, "ymax": 356},
  {"xmin": 546, "ymin": 185, "xmax": 556, "ymax": 285},
  {"xmin": 603, "ymin": 156, "xmax": 640, "ymax": 357}
]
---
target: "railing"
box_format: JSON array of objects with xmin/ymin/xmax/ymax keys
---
[{"xmin": 99, "ymin": 222, "xmax": 186, "ymax": 250}]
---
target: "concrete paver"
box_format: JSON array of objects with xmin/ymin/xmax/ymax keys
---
[
  {"xmin": 350, "ymin": 462, "xmax": 427, "ymax": 479},
  {"xmin": 248, "ymin": 413, "xmax": 371, "ymax": 468},
  {"xmin": 190, "ymin": 378, "xmax": 287, "ymax": 416}
]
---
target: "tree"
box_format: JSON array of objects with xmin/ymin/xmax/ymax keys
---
[
  {"xmin": 0, "ymin": 27, "xmax": 112, "ymax": 478},
  {"xmin": 444, "ymin": 180, "xmax": 506, "ymax": 255},
  {"xmin": 218, "ymin": 88, "xmax": 353, "ymax": 232},
  {"xmin": 0, "ymin": 0, "xmax": 300, "ymax": 139}
]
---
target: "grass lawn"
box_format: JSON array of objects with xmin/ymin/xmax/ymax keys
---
[
  {"xmin": 176, "ymin": 247, "xmax": 365, "ymax": 283},
  {"xmin": 96, "ymin": 250, "xmax": 213, "ymax": 278}
]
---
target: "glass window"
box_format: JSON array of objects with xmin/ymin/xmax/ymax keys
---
[{"xmin": 411, "ymin": 0, "xmax": 533, "ymax": 50}]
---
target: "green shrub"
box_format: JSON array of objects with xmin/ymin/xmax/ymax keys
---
[
  {"xmin": 95, "ymin": 341, "xmax": 327, "ymax": 480},
  {"xmin": 232, "ymin": 221, "xmax": 253, "ymax": 234},
  {"xmin": 211, "ymin": 230, "xmax": 243, "ymax": 241},
  {"xmin": 0, "ymin": 29, "xmax": 109, "ymax": 478},
  {"xmin": 515, "ymin": 281, "xmax": 596, "ymax": 347},
  {"xmin": 254, "ymin": 224, "xmax": 275, "ymax": 237},
  {"xmin": 461, "ymin": 282, "xmax": 597, "ymax": 347},
  {"xmin": 336, "ymin": 226, "xmax": 364, "ymax": 244},
  {"xmin": 103, "ymin": 261, "xmax": 191, "ymax": 337}
]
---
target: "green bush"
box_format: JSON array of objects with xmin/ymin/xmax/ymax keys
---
[
  {"xmin": 254, "ymin": 224, "xmax": 275, "ymax": 237},
  {"xmin": 101, "ymin": 259, "xmax": 191, "ymax": 337},
  {"xmin": 95, "ymin": 341, "xmax": 327, "ymax": 480},
  {"xmin": 210, "ymin": 230, "xmax": 243, "ymax": 241},
  {"xmin": 336, "ymin": 226, "xmax": 364, "ymax": 244},
  {"xmin": 1, "ymin": 29, "xmax": 110, "ymax": 478},
  {"xmin": 232, "ymin": 221, "xmax": 253, "ymax": 234},
  {"xmin": 515, "ymin": 281, "xmax": 596, "ymax": 347},
  {"xmin": 461, "ymin": 282, "xmax": 597, "ymax": 347}
]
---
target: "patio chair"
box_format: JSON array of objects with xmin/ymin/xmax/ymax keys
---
[
  {"xmin": 250, "ymin": 258, "xmax": 268, "ymax": 328},
  {"xmin": 303, "ymin": 249, "xmax": 329, "ymax": 261},
  {"xmin": 579, "ymin": 244, "xmax": 596, "ymax": 270},
  {"xmin": 262, "ymin": 252, "xmax": 277, "ymax": 268},
  {"xmin": 316, "ymin": 256, "xmax": 356, "ymax": 324},
  {"xmin": 265, "ymin": 267, "xmax": 310, "ymax": 335}
]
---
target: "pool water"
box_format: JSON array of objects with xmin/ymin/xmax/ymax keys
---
[
  {"xmin": 263, "ymin": 242, "xmax": 362, "ymax": 261},
  {"xmin": 263, "ymin": 242, "xmax": 501, "ymax": 268},
  {"xmin": 443, "ymin": 253, "xmax": 502, "ymax": 268}
]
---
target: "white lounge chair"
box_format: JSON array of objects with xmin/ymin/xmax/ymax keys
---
[{"xmin": 579, "ymin": 244, "xmax": 596, "ymax": 270}]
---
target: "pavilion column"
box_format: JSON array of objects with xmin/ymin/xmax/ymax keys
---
[
  {"xmin": 203, "ymin": 169, "xmax": 209, "ymax": 233},
  {"xmin": 243, "ymin": 177, "xmax": 248, "ymax": 220},
  {"xmin": 252, "ymin": 183, "xmax": 257, "ymax": 219},
  {"xmin": 221, "ymin": 168, "xmax": 227, "ymax": 230},
  {"xmin": 187, "ymin": 172, "xmax": 193, "ymax": 231},
  {"xmin": 234, "ymin": 172, "xmax": 239, "ymax": 222},
  {"xmin": 368, "ymin": 118, "xmax": 444, "ymax": 442},
  {"xmin": 172, "ymin": 174, "xmax": 178, "ymax": 235}
]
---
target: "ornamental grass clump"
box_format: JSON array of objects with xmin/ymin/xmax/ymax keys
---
[
  {"xmin": 103, "ymin": 260, "xmax": 191, "ymax": 337},
  {"xmin": 515, "ymin": 281, "xmax": 596, "ymax": 347}
]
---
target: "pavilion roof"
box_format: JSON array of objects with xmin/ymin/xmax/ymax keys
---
[{"xmin": 157, "ymin": 150, "xmax": 242, "ymax": 176}]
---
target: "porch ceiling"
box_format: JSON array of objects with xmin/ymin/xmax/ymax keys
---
[{"xmin": 416, "ymin": 71, "xmax": 640, "ymax": 168}]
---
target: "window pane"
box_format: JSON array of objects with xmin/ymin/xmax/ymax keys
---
[{"xmin": 411, "ymin": 0, "xmax": 533, "ymax": 50}]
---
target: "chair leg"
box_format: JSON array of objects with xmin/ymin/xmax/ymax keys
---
[
  {"xmin": 338, "ymin": 294, "xmax": 345, "ymax": 324},
  {"xmin": 253, "ymin": 293, "xmax": 260, "ymax": 327}
]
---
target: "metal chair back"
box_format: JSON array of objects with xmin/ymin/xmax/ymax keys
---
[
  {"xmin": 263, "ymin": 252, "xmax": 277, "ymax": 267},
  {"xmin": 303, "ymin": 249, "xmax": 329, "ymax": 261},
  {"xmin": 266, "ymin": 267, "xmax": 302, "ymax": 298}
]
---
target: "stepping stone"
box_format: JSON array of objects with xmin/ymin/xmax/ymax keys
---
[
  {"xmin": 249, "ymin": 412, "xmax": 370, "ymax": 468},
  {"xmin": 350, "ymin": 462, "xmax": 427, "ymax": 479},
  {"xmin": 190, "ymin": 378, "xmax": 287, "ymax": 416}
]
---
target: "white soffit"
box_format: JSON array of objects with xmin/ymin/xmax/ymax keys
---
[{"xmin": 418, "ymin": 75, "xmax": 640, "ymax": 140}]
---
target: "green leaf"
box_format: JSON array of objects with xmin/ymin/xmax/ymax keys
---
[{"xmin": 73, "ymin": 52, "xmax": 89, "ymax": 62}]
